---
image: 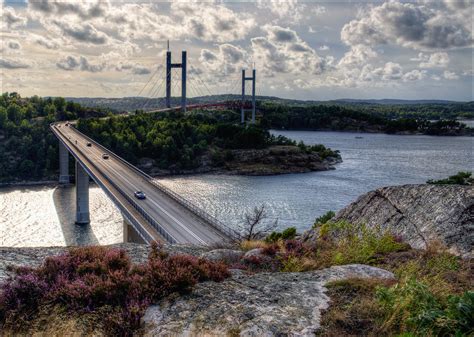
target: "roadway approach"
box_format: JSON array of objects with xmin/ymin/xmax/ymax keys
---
[{"xmin": 51, "ymin": 121, "xmax": 238, "ymax": 245}]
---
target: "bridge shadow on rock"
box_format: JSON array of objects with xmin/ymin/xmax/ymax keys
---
[{"xmin": 53, "ymin": 186, "xmax": 99, "ymax": 246}]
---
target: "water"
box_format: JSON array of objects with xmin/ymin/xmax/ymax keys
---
[{"xmin": 1, "ymin": 131, "xmax": 472, "ymax": 246}]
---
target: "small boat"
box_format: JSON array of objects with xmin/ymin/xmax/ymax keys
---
[{"xmin": 355, "ymin": 136, "xmax": 363, "ymax": 139}]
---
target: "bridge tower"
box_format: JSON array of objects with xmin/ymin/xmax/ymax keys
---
[
  {"xmin": 241, "ymin": 68, "xmax": 256, "ymax": 124},
  {"xmin": 166, "ymin": 43, "xmax": 187, "ymax": 112}
]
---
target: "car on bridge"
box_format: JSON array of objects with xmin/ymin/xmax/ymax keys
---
[
  {"xmin": 134, "ymin": 191, "xmax": 146, "ymax": 200},
  {"xmin": 86, "ymin": 142, "xmax": 92, "ymax": 147},
  {"xmin": 102, "ymin": 154, "xmax": 109, "ymax": 159}
]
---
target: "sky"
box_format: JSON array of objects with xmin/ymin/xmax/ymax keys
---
[{"xmin": 0, "ymin": 0, "xmax": 473, "ymax": 101}]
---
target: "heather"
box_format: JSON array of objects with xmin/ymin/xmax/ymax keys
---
[{"xmin": 0, "ymin": 243, "xmax": 229, "ymax": 336}]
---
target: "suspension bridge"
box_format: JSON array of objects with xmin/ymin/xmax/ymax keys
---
[{"xmin": 51, "ymin": 48, "xmax": 260, "ymax": 245}]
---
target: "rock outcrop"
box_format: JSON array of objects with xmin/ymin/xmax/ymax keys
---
[
  {"xmin": 142, "ymin": 264, "xmax": 394, "ymax": 336},
  {"xmin": 332, "ymin": 184, "xmax": 473, "ymax": 258},
  {"xmin": 0, "ymin": 244, "xmax": 394, "ymax": 336}
]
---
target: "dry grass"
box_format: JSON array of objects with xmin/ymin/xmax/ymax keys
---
[{"xmin": 239, "ymin": 240, "xmax": 268, "ymax": 251}]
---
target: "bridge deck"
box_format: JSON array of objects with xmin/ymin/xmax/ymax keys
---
[{"xmin": 53, "ymin": 122, "xmax": 231, "ymax": 245}]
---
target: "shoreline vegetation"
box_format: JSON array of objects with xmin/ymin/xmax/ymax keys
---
[{"xmin": 1, "ymin": 92, "xmax": 473, "ymax": 185}]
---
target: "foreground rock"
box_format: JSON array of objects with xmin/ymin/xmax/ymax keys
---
[
  {"xmin": 142, "ymin": 264, "xmax": 394, "ymax": 336},
  {"xmin": 332, "ymin": 184, "xmax": 473, "ymax": 258}
]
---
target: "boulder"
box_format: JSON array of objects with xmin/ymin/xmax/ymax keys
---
[
  {"xmin": 200, "ymin": 249, "xmax": 244, "ymax": 263},
  {"xmin": 333, "ymin": 184, "xmax": 473, "ymax": 258},
  {"xmin": 142, "ymin": 264, "xmax": 394, "ymax": 336}
]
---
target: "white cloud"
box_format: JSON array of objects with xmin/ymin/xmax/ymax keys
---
[
  {"xmin": 0, "ymin": 58, "xmax": 31, "ymax": 69},
  {"xmin": 56, "ymin": 55, "xmax": 105, "ymax": 72},
  {"xmin": 443, "ymin": 70, "xmax": 459, "ymax": 80},
  {"xmin": 319, "ymin": 45, "xmax": 330, "ymax": 51},
  {"xmin": 341, "ymin": 1, "xmax": 473, "ymax": 50},
  {"xmin": 199, "ymin": 43, "xmax": 248, "ymax": 75},
  {"xmin": 1, "ymin": 7, "xmax": 27, "ymax": 29},
  {"xmin": 413, "ymin": 52, "xmax": 450, "ymax": 68},
  {"xmin": 402, "ymin": 69, "xmax": 427, "ymax": 82},
  {"xmin": 251, "ymin": 25, "xmax": 328, "ymax": 76}
]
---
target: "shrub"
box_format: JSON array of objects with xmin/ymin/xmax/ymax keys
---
[
  {"xmin": 376, "ymin": 279, "xmax": 474, "ymax": 336},
  {"xmin": 313, "ymin": 211, "xmax": 335, "ymax": 228},
  {"xmin": 427, "ymin": 171, "xmax": 473, "ymax": 185},
  {"xmin": 0, "ymin": 244, "xmax": 229, "ymax": 335},
  {"xmin": 265, "ymin": 227, "xmax": 297, "ymax": 243}
]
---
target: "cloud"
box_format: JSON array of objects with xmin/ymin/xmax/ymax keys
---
[
  {"xmin": 56, "ymin": 55, "xmax": 105, "ymax": 72},
  {"xmin": 319, "ymin": 45, "xmax": 330, "ymax": 51},
  {"xmin": 413, "ymin": 52, "xmax": 450, "ymax": 68},
  {"xmin": 115, "ymin": 62, "xmax": 151, "ymax": 75},
  {"xmin": 52, "ymin": 21, "xmax": 108, "ymax": 45},
  {"xmin": 7, "ymin": 40, "xmax": 21, "ymax": 50},
  {"xmin": 338, "ymin": 45, "xmax": 377, "ymax": 68},
  {"xmin": 29, "ymin": 34, "xmax": 60, "ymax": 50},
  {"xmin": 171, "ymin": 3, "xmax": 255, "ymax": 43},
  {"xmin": 402, "ymin": 69, "xmax": 427, "ymax": 82},
  {"xmin": 199, "ymin": 43, "xmax": 247, "ymax": 75},
  {"xmin": 1, "ymin": 6, "xmax": 27, "ymax": 29},
  {"xmin": 443, "ymin": 70, "xmax": 459, "ymax": 80},
  {"xmin": 341, "ymin": 1, "xmax": 473, "ymax": 50},
  {"xmin": 251, "ymin": 25, "xmax": 328, "ymax": 76},
  {"xmin": 28, "ymin": 0, "xmax": 108, "ymax": 20},
  {"xmin": 0, "ymin": 58, "xmax": 31, "ymax": 69}
]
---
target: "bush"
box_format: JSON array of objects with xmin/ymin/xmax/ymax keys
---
[
  {"xmin": 317, "ymin": 221, "xmax": 409, "ymax": 265},
  {"xmin": 265, "ymin": 227, "xmax": 297, "ymax": 243},
  {"xmin": 427, "ymin": 171, "xmax": 473, "ymax": 185},
  {"xmin": 376, "ymin": 279, "xmax": 474, "ymax": 336},
  {"xmin": 0, "ymin": 244, "xmax": 229, "ymax": 335},
  {"xmin": 313, "ymin": 211, "xmax": 335, "ymax": 228}
]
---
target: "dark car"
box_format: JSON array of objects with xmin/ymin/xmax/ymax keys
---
[
  {"xmin": 134, "ymin": 191, "xmax": 146, "ymax": 200},
  {"xmin": 86, "ymin": 142, "xmax": 92, "ymax": 147},
  {"xmin": 102, "ymin": 153, "xmax": 109, "ymax": 159}
]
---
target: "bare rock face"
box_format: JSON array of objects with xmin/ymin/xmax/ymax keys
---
[
  {"xmin": 142, "ymin": 264, "xmax": 394, "ymax": 336},
  {"xmin": 333, "ymin": 184, "xmax": 474, "ymax": 258}
]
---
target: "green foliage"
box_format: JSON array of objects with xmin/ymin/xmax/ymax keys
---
[
  {"xmin": 376, "ymin": 279, "xmax": 473, "ymax": 336},
  {"xmin": 313, "ymin": 210, "xmax": 335, "ymax": 228},
  {"xmin": 427, "ymin": 171, "xmax": 473, "ymax": 185},
  {"xmin": 259, "ymin": 102, "xmax": 472, "ymax": 135},
  {"xmin": 265, "ymin": 227, "xmax": 297, "ymax": 243},
  {"xmin": 319, "ymin": 221, "xmax": 408, "ymax": 265},
  {"xmin": 0, "ymin": 92, "xmax": 110, "ymax": 182}
]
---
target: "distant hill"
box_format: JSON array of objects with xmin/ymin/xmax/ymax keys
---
[{"xmin": 65, "ymin": 95, "xmax": 473, "ymax": 119}]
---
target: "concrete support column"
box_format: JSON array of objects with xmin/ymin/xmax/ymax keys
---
[
  {"xmin": 59, "ymin": 142, "xmax": 70, "ymax": 184},
  {"xmin": 241, "ymin": 69, "xmax": 245, "ymax": 124},
  {"xmin": 123, "ymin": 217, "xmax": 145, "ymax": 243},
  {"xmin": 166, "ymin": 50, "xmax": 172, "ymax": 108},
  {"xmin": 75, "ymin": 161, "xmax": 90, "ymax": 224},
  {"xmin": 251, "ymin": 69, "xmax": 256, "ymax": 124},
  {"xmin": 181, "ymin": 51, "xmax": 187, "ymax": 112}
]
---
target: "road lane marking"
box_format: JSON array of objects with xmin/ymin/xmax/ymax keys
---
[{"xmin": 87, "ymin": 150, "xmax": 207, "ymax": 245}]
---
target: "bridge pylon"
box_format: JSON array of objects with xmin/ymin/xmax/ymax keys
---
[
  {"xmin": 241, "ymin": 68, "xmax": 256, "ymax": 124},
  {"xmin": 166, "ymin": 46, "xmax": 187, "ymax": 112},
  {"xmin": 75, "ymin": 161, "xmax": 90, "ymax": 224},
  {"xmin": 59, "ymin": 142, "xmax": 70, "ymax": 184}
]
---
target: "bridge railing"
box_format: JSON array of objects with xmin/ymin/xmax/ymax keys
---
[
  {"xmin": 68, "ymin": 124, "xmax": 240, "ymax": 241},
  {"xmin": 51, "ymin": 123, "xmax": 178, "ymax": 244}
]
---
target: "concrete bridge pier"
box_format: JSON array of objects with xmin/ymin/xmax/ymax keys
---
[
  {"xmin": 59, "ymin": 142, "xmax": 70, "ymax": 184},
  {"xmin": 75, "ymin": 161, "xmax": 90, "ymax": 224},
  {"xmin": 123, "ymin": 217, "xmax": 145, "ymax": 243}
]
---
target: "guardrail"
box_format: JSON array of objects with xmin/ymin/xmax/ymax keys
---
[
  {"xmin": 51, "ymin": 123, "xmax": 177, "ymax": 244},
  {"xmin": 68, "ymin": 124, "xmax": 241, "ymax": 241}
]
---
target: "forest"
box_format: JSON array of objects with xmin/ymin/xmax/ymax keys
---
[
  {"xmin": 0, "ymin": 93, "xmax": 111, "ymax": 183},
  {"xmin": 77, "ymin": 110, "xmax": 337, "ymax": 172},
  {"xmin": 258, "ymin": 102, "xmax": 472, "ymax": 135}
]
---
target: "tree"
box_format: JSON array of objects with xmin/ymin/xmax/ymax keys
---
[{"xmin": 239, "ymin": 204, "xmax": 277, "ymax": 241}]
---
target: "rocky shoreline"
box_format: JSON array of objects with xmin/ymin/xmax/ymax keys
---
[{"xmin": 141, "ymin": 145, "xmax": 342, "ymax": 177}]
